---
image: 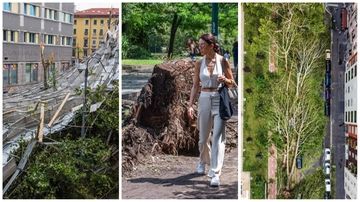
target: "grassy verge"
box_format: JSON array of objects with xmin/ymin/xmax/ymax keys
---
[{"xmin": 122, "ymin": 59, "xmax": 165, "ymax": 66}]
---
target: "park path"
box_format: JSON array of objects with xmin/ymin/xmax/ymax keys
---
[{"xmin": 268, "ymin": 132, "xmax": 277, "ymax": 199}]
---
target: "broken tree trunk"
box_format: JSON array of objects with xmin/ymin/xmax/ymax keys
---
[{"xmin": 122, "ymin": 58, "xmax": 238, "ymax": 177}]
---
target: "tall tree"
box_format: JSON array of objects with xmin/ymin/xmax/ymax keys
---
[{"xmin": 251, "ymin": 3, "xmax": 329, "ymax": 192}]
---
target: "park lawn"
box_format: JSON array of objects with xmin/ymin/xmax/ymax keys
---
[
  {"xmin": 243, "ymin": 56, "xmax": 268, "ymax": 199},
  {"xmin": 122, "ymin": 59, "xmax": 165, "ymax": 66}
]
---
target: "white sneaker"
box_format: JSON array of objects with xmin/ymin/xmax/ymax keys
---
[
  {"xmin": 210, "ymin": 175, "xmax": 220, "ymax": 187},
  {"xmin": 197, "ymin": 161, "xmax": 205, "ymax": 174}
]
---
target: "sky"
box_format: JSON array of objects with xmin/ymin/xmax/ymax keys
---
[{"xmin": 75, "ymin": 2, "xmax": 119, "ymax": 11}]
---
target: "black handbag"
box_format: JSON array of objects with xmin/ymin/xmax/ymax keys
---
[{"xmin": 218, "ymin": 57, "xmax": 237, "ymax": 120}]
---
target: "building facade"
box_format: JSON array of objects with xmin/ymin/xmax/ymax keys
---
[
  {"xmin": 343, "ymin": 2, "xmax": 357, "ymax": 200},
  {"xmin": 2, "ymin": 2, "xmax": 74, "ymax": 91},
  {"xmin": 73, "ymin": 7, "xmax": 119, "ymax": 61}
]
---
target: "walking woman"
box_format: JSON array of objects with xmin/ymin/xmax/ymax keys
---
[
  {"xmin": 187, "ymin": 37, "xmax": 197, "ymax": 60},
  {"xmin": 187, "ymin": 33, "xmax": 235, "ymax": 186}
]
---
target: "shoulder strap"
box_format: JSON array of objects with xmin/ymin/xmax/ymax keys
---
[{"xmin": 221, "ymin": 56, "xmax": 226, "ymax": 76}]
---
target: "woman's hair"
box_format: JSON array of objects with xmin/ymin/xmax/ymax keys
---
[
  {"xmin": 233, "ymin": 41, "xmax": 238, "ymax": 47},
  {"xmin": 199, "ymin": 33, "xmax": 220, "ymax": 54},
  {"xmin": 187, "ymin": 37, "xmax": 195, "ymax": 46}
]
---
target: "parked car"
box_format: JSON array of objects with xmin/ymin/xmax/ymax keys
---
[
  {"xmin": 324, "ymin": 148, "xmax": 331, "ymax": 162},
  {"xmin": 324, "ymin": 192, "xmax": 330, "ymax": 199},
  {"xmin": 325, "ymin": 72, "xmax": 331, "ymax": 86},
  {"xmin": 325, "ymin": 87, "xmax": 331, "ymax": 100},
  {"xmin": 324, "ymin": 101, "xmax": 330, "ymax": 116},
  {"xmin": 296, "ymin": 155, "xmax": 303, "ymax": 169},
  {"xmin": 326, "ymin": 49, "xmax": 331, "ymax": 60},
  {"xmin": 326, "ymin": 60, "xmax": 331, "ymax": 72},
  {"xmin": 324, "ymin": 162, "xmax": 331, "ymax": 175},
  {"xmin": 325, "ymin": 178, "xmax": 331, "ymax": 192}
]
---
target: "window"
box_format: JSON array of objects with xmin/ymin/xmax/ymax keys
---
[
  {"xmin": 54, "ymin": 11, "xmax": 57, "ymax": 20},
  {"xmin": 29, "ymin": 33, "xmax": 35, "ymax": 43},
  {"xmin": 66, "ymin": 37, "xmax": 71, "ymax": 46},
  {"xmin": 346, "ymin": 72, "xmax": 348, "ymax": 82},
  {"xmin": 92, "ymin": 39, "xmax": 96, "ymax": 47},
  {"xmin": 94, "ymin": 20, "xmax": 97, "ymax": 25},
  {"xmin": 46, "ymin": 9, "xmax": 52, "ymax": 19},
  {"xmin": 10, "ymin": 31, "xmax": 15, "ymax": 42},
  {"xmin": 49, "ymin": 63, "xmax": 55, "ymax": 78},
  {"xmin": 99, "ymin": 29, "xmax": 103, "ymax": 36},
  {"xmin": 352, "ymin": 68, "xmax": 354, "ymax": 79},
  {"xmin": 73, "ymin": 38, "xmax": 76, "ymax": 46},
  {"xmin": 4, "ymin": 3, "xmax": 11, "ymax": 11},
  {"xmin": 100, "ymin": 20, "xmax": 104, "ymax": 25},
  {"xmin": 29, "ymin": 5, "xmax": 35, "ymax": 16},
  {"xmin": 85, "ymin": 20, "xmax": 89, "ymax": 25},
  {"xmin": 46, "ymin": 35, "xmax": 54, "ymax": 45},
  {"xmin": 3, "ymin": 30, "xmax": 7, "ymax": 41},
  {"xmin": 93, "ymin": 29, "xmax": 96, "ymax": 35},
  {"xmin": 83, "ymin": 49, "xmax": 88, "ymax": 57},
  {"xmin": 84, "ymin": 29, "xmax": 88, "ymax": 35},
  {"xmin": 25, "ymin": 63, "xmax": 38, "ymax": 82},
  {"xmin": 72, "ymin": 49, "xmax": 76, "ymax": 57},
  {"xmin": 84, "ymin": 38, "xmax": 88, "ymax": 47},
  {"xmin": 74, "ymin": 20, "xmax": 77, "ymax": 25},
  {"xmin": 61, "ymin": 37, "xmax": 65, "ymax": 45},
  {"xmin": 3, "ymin": 64, "xmax": 18, "ymax": 85},
  {"xmin": 73, "ymin": 29, "xmax": 76, "ymax": 34},
  {"xmin": 351, "ymin": 111, "xmax": 353, "ymax": 122},
  {"xmin": 355, "ymin": 65, "xmax": 357, "ymax": 77},
  {"xmin": 67, "ymin": 14, "xmax": 72, "ymax": 23},
  {"xmin": 355, "ymin": 111, "xmax": 357, "ymax": 123}
]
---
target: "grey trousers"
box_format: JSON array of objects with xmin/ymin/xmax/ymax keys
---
[{"xmin": 197, "ymin": 91, "xmax": 226, "ymax": 177}]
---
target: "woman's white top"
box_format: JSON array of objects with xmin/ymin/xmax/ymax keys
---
[{"xmin": 199, "ymin": 53, "xmax": 222, "ymax": 88}]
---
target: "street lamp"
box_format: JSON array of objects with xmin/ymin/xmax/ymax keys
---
[{"xmin": 79, "ymin": 55, "xmax": 106, "ymax": 171}]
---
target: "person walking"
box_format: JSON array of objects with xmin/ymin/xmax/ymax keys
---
[
  {"xmin": 232, "ymin": 41, "xmax": 238, "ymax": 83},
  {"xmin": 224, "ymin": 50, "xmax": 231, "ymax": 60},
  {"xmin": 187, "ymin": 37, "xmax": 198, "ymax": 60},
  {"xmin": 187, "ymin": 33, "xmax": 235, "ymax": 187}
]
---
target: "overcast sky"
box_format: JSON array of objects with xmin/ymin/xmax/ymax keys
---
[{"xmin": 75, "ymin": 2, "xmax": 119, "ymax": 11}]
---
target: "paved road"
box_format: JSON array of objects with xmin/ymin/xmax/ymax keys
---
[{"xmin": 327, "ymin": 2, "xmax": 346, "ymax": 199}]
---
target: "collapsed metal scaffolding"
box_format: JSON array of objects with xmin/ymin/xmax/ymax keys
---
[{"xmin": 2, "ymin": 13, "xmax": 119, "ymax": 195}]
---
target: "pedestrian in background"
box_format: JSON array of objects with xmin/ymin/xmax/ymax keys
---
[
  {"xmin": 187, "ymin": 37, "xmax": 198, "ymax": 60},
  {"xmin": 224, "ymin": 50, "xmax": 231, "ymax": 60},
  {"xmin": 232, "ymin": 41, "xmax": 238, "ymax": 83}
]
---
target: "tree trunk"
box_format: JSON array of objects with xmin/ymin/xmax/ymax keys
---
[
  {"xmin": 167, "ymin": 13, "xmax": 183, "ymax": 59},
  {"xmin": 39, "ymin": 43, "xmax": 48, "ymax": 89}
]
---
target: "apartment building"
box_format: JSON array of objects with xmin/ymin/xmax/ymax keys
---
[
  {"xmin": 343, "ymin": 2, "xmax": 357, "ymax": 200},
  {"xmin": 73, "ymin": 7, "xmax": 119, "ymax": 60},
  {"xmin": 2, "ymin": 2, "xmax": 74, "ymax": 91}
]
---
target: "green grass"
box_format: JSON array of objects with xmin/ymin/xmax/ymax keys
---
[{"xmin": 122, "ymin": 59, "xmax": 165, "ymax": 66}]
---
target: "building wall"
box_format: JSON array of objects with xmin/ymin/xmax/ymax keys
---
[
  {"xmin": 344, "ymin": 168, "xmax": 357, "ymax": 199},
  {"xmin": 343, "ymin": 3, "xmax": 357, "ymax": 200},
  {"xmin": 73, "ymin": 9, "xmax": 118, "ymax": 60},
  {"xmin": 3, "ymin": 2, "xmax": 74, "ymax": 90}
]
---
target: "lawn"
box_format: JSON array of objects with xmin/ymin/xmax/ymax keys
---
[{"xmin": 122, "ymin": 59, "xmax": 165, "ymax": 66}]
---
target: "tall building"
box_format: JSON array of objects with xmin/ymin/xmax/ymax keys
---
[
  {"xmin": 2, "ymin": 2, "xmax": 74, "ymax": 91},
  {"xmin": 73, "ymin": 7, "xmax": 119, "ymax": 60},
  {"xmin": 343, "ymin": 2, "xmax": 357, "ymax": 200}
]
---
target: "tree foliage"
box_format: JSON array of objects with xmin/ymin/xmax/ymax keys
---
[
  {"xmin": 4, "ymin": 84, "xmax": 119, "ymax": 199},
  {"xmin": 244, "ymin": 2, "xmax": 330, "ymax": 195},
  {"xmin": 122, "ymin": 3, "xmax": 238, "ymax": 59}
]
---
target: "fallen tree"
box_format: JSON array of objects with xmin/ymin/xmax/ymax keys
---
[{"xmin": 122, "ymin": 58, "xmax": 238, "ymax": 177}]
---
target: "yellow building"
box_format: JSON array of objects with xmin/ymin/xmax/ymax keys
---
[{"xmin": 73, "ymin": 7, "xmax": 119, "ymax": 60}]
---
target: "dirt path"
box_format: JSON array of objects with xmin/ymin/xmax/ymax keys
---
[{"xmin": 122, "ymin": 148, "xmax": 238, "ymax": 199}]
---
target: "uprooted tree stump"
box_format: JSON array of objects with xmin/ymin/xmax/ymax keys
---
[{"xmin": 122, "ymin": 58, "xmax": 238, "ymax": 177}]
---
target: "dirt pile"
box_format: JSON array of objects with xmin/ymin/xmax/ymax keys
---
[{"xmin": 122, "ymin": 58, "xmax": 238, "ymax": 177}]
